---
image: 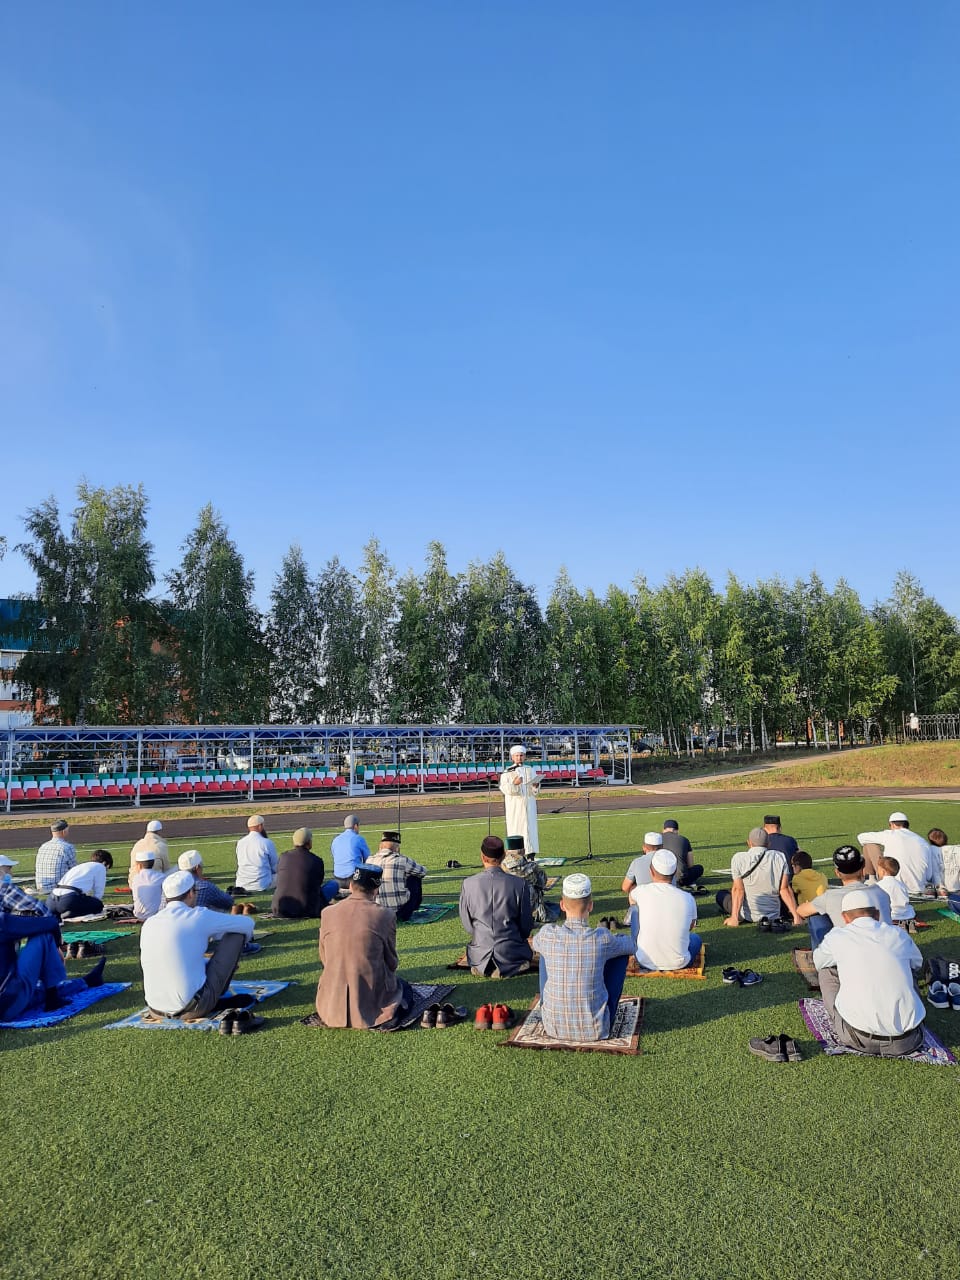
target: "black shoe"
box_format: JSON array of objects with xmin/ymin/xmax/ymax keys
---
[
  {"xmin": 780, "ymin": 1034, "xmax": 801, "ymax": 1062},
  {"xmin": 231, "ymin": 1009, "xmax": 267, "ymax": 1035},
  {"xmin": 749, "ymin": 1035, "xmax": 787, "ymax": 1062},
  {"xmin": 83, "ymin": 957, "xmax": 107, "ymax": 988},
  {"xmin": 421, "ymin": 1003, "xmax": 440, "ymax": 1028},
  {"xmin": 219, "ymin": 1010, "xmax": 239, "ymax": 1036},
  {"xmin": 722, "ymin": 967, "xmax": 742, "ymax": 985}
]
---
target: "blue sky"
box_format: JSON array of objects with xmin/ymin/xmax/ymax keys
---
[{"xmin": 1, "ymin": 3, "xmax": 958, "ymax": 612}]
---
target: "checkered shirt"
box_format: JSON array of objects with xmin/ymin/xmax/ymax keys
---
[
  {"xmin": 193, "ymin": 877, "xmax": 236, "ymax": 912},
  {"xmin": 368, "ymin": 850, "xmax": 427, "ymax": 911},
  {"xmin": 532, "ymin": 917, "xmax": 635, "ymax": 1040},
  {"xmin": 0, "ymin": 877, "xmax": 52, "ymax": 917},
  {"xmin": 34, "ymin": 837, "xmax": 77, "ymax": 893}
]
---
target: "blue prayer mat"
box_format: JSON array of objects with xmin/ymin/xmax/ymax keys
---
[
  {"xmin": 103, "ymin": 979, "xmax": 290, "ymax": 1031},
  {"xmin": 0, "ymin": 982, "xmax": 131, "ymax": 1029}
]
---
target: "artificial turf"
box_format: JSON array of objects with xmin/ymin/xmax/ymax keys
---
[{"xmin": 3, "ymin": 798, "xmax": 960, "ymax": 1280}]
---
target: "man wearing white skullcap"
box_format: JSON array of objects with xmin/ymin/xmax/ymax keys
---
[
  {"xmin": 531, "ymin": 873, "xmax": 636, "ymax": 1041},
  {"xmin": 128, "ymin": 819, "xmax": 170, "ymax": 886},
  {"xmin": 856, "ymin": 811, "xmax": 937, "ymax": 895},
  {"xmin": 620, "ymin": 832, "xmax": 667, "ymax": 909},
  {"xmin": 498, "ymin": 744, "xmax": 542, "ymax": 855},
  {"xmin": 812, "ymin": 888, "xmax": 925, "ymax": 1056},
  {"xmin": 629, "ymin": 849, "xmax": 703, "ymax": 971}
]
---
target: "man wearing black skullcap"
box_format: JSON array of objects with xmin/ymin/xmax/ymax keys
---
[
  {"xmin": 312, "ymin": 863, "xmax": 415, "ymax": 1028},
  {"xmin": 796, "ymin": 845, "xmax": 892, "ymax": 947},
  {"xmin": 458, "ymin": 836, "xmax": 534, "ymax": 978}
]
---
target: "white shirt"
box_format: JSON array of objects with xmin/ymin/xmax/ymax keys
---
[
  {"xmin": 933, "ymin": 844, "xmax": 960, "ymax": 894},
  {"xmin": 876, "ymin": 874, "xmax": 914, "ymax": 922},
  {"xmin": 140, "ymin": 900, "xmax": 255, "ymax": 1015},
  {"xmin": 57, "ymin": 861, "xmax": 107, "ymax": 899},
  {"xmin": 630, "ymin": 881, "xmax": 697, "ymax": 970},
  {"xmin": 235, "ymin": 831, "xmax": 279, "ymax": 891},
  {"xmin": 730, "ymin": 847, "xmax": 788, "ymax": 921},
  {"xmin": 813, "ymin": 916, "xmax": 924, "ymax": 1036},
  {"xmin": 858, "ymin": 828, "xmax": 935, "ymax": 895},
  {"xmin": 132, "ymin": 869, "xmax": 167, "ymax": 921}
]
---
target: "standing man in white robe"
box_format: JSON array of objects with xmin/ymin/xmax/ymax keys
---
[{"xmin": 499, "ymin": 744, "xmax": 542, "ymax": 855}]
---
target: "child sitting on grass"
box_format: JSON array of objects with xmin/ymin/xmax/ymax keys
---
[
  {"xmin": 790, "ymin": 851, "xmax": 827, "ymax": 905},
  {"xmin": 928, "ymin": 828, "xmax": 960, "ymax": 896},
  {"xmin": 875, "ymin": 856, "xmax": 916, "ymax": 930}
]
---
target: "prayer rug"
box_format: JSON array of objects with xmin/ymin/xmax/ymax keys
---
[
  {"xmin": 110, "ymin": 887, "xmax": 133, "ymax": 894},
  {"xmin": 544, "ymin": 876, "xmax": 561, "ymax": 890},
  {"xmin": 205, "ymin": 931, "xmax": 272, "ymax": 957},
  {"xmin": 627, "ymin": 946, "xmax": 707, "ymax": 980},
  {"xmin": 534, "ymin": 858, "xmax": 566, "ymax": 866},
  {"xmin": 57, "ymin": 908, "xmax": 140, "ymax": 924},
  {"xmin": 499, "ymin": 996, "xmax": 643, "ymax": 1055},
  {"xmin": 936, "ymin": 908, "xmax": 960, "ymax": 925},
  {"xmin": 791, "ymin": 948, "xmax": 821, "ymax": 990},
  {"xmin": 447, "ymin": 952, "xmax": 539, "ymax": 972},
  {"xmin": 61, "ymin": 930, "xmax": 130, "ymax": 944},
  {"xmin": 398, "ymin": 902, "xmax": 458, "ymax": 925},
  {"xmin": 798, "ymin": 998, "xmax": 957, "ymax": 1065},
  {"xmin": 0, "ymin": 983, "xmax": 131, "ymax": 1030},
  {"xmin": 103, "ymin": 980, "xmax": 290, "ymax": 1031},
  {"xmin": 377, "ymin": 982, "xmax": 456, "ymax": 1031}
]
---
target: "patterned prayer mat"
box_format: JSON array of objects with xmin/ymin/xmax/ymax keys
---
[
  {"xmin": 0, "ymin": 983, "xmax": 131, "ymax": 1030},
  {"xmin": 544, "ymin": 876, "xmax": 561, "ymax": 890},
  {"xmin": 103, "ymin": 980, "xmax": 289, "ymax": 1031},
  {"xmin": 499, "ymin": 996, "xmax": 644, "ymax": 1055},
  {"xmin": 627, "ymin": 946, "xmax": 707, "ymax": 981},
  {"xmin": 447, "ymin": 952, "xmax": 539, "ymax": 972},
  {"xmin": 378, "ymin": 982, "xmax": 456, "ymax": 1031},
  {"xmin": 534, "ymin": 858, "xmax": 566, "ymax": 866},
  {"xmin": 61, "ymin": 930, "xmax": 131, "ymax": 944},
  {"xmin": 798, "ymin": 998, "xmax": 957, "ymax": 1065},
  {"xmin": 398, "ymin": 902, "xmax": 458, "ymax": 925},
  {"xmin": 791, "ymin": 948, "xmax": 821, "ymax": 990}
]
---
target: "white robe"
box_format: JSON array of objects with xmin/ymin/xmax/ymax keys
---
[{"xmin": 499, "ymin": 764, "xmax": 542, "ymax": 854}]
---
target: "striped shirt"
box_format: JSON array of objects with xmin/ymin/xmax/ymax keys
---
[
  {"xmin": 532, "ymin": 918, "xmax": 635, "ymax": 1040},
  {"xmin": 369, "ymin": 850, "xmax": 427, "ymax": 911}
]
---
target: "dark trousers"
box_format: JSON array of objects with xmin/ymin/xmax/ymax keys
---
[
  {"xmin": 678, "ymin": 864, "xmax": 704, "ymax": 888},
  {"xmin": 174, "ymin": 932, "xmax": 246, "ymax": 1019},
  {"xmin": 396, "ymin": 876, "xmax": 423, "ymax": 923},
  {"xmin": 538, "ymin": 953, "xmax": 630, "ymax": 1029},
  {"xmin": 49, "ymin": 888, "xmax": 104, "ymax": 918}
]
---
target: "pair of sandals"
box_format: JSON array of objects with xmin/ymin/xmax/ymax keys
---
[
  {"xmin": 722, "ymin": 967, "xmax": 762, "ymax": 987},
  {"xmin": 219, "ymin": 1008, "xmax": 266, "ymax": 1035},
  {"xmin": 597, "ymin": 917, "xmax": 619, "ymax": 931},
  {"xmin": 63, "ymin": 941, "xmax": 105, "ymax": 959},
  {"xmin": 749, "ymin": 1033, "xmax": 801, "ymax": 1063},
  {"xmin": 421, "ymin": 1002, "xmax": 467, "ymax": 1028},
  {"xmin": 757, "ymin": 916, "xmax": 791, "ymax": 933}
]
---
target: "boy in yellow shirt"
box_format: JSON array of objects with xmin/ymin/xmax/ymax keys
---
[{"xmin": 790, "ymin": 850, "xmax": 828, "ymax": 904}]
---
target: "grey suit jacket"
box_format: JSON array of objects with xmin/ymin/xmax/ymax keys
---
[{"xmin": 459, "ymin": 866, "xmax": 533, "ymax": 976}]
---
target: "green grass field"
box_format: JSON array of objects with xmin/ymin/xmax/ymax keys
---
[{"xmin": 4, "ymin": 798, "xmax": 960, "ymax": 1280}]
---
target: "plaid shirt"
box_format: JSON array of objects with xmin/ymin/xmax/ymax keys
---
[
  {"xmin": 0, "ymin": 877, "xmax": 52, "ymax": 917},
  {"xmin": 368, "ymin": 850, "xmax": 427, "ymax": 911},
  {"xmin": 35, "ymin": 837, "xmax": 77, "ymax": 893},
  {"xmin": 532, "ymin": 917, "xmax": 635, "ymax": 1040},
  {"xmin": 193, "ymin": 878, "xmax": 236, "ymax": 912},
  {"xmin": 502, "ymin": 852, "xmax": 547, "ymax": 920}
]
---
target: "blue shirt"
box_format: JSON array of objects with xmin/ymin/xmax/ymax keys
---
[
  {"xmin": 331, "ymin": 829, "xmax": 371, "ymax": 880},
  {"xmin": 533, "ymin": 917, "xmax": 635, "ymax": 1040}
]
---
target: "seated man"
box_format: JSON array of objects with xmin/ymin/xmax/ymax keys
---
[
  {"xmin": 621, "ymin": 833, "xmax": 667, "ymax": 913},
  {"xmin": 128, "ymin": 819, "xmax": 170, "ymax": 885},
  {"xmin": 313, "ymin": 863, "xmax": 414, "ymax": 1029},
  {"xmin": 630, "ymin": 850, "xmax": 703, "ymax": 971},
  {"xmin": 813, "ymin": 887, "xmax": 925, "ymax": 1057},
  {"xmin": 717, "ymin": 827, "xmax": 801, "ymax": 929},
  {"xmin": 272, "ymin": 828, "xmax": 338, "ymax": 919},
  {"xmin": 797, "ymin": 845, "xmax": 892, "ymax": 946},
  {"xmin": 235, "ymin": 815, "xmax": 279, "ymax": 893},
  {"xmin": 661, "ymin": 819, "xmax": 705, "ymax": 890},
  {"xmin": 368, "ymin": 830, "xmax": 427, "ymax": 923},
  {"xmin": 131, "ymin": 850, "xmax": 167, "ymax": 921},
  {"xmin": 48, "ymin": 849, "xmax": 114, "ymax": 919},
  {"xmin": 459, "ymin": 836, "xmax": 534, "ymax": 978},
  {"xmin": 139, "ymin": 869, "xmax": 256, "ymax": 1020},
  {"xmin": 0, "ymin": 859, "xmax": 107, "ymax": 1018},
  {"xmin": 330, "ymin": 814, "xmax": 372, "ymax": 890},
  {"xmin": 502, "ymin": 835, "xmax": 557, "ymax": 923},
  {"xmin": 178, "ymin": 850, "xmax": 236, "ymax": 912},
  {"xmin": 35, "ymin": 820, "xmax": 77, "ymax": 894},
  {"xmin": 857, "ymin": 811, "xmax": 936, "ymax": 893},
  {"xmin": 532, "ymin": 873, "xmax": 635, "ymax": 1040},
  {"xmin": 928, "ymin": 828, "xmax": 960, "ymax": 896}
]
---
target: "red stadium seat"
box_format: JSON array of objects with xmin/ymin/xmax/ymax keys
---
[
  {"xmin": 73, "ymin": 786, "xmax": 88, "ymax": 799},
  {"xmin": 88, "ymin": 785, "xmax": 105, "ymax": 798},
  {"xmin": 104, "ymin": 784, "xmax": 120, "ymax": 797},
  {"xmin": 10, "ymin": 787, "xmax": 24, "ymax": 802},
  {"xmin": 120, "ymin": 784, "xmax": 135, "ymax": 797}
]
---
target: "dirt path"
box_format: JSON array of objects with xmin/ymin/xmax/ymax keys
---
[{"xmin": 3, "ymin": 782, "xmax": 959, "ymax": 851}]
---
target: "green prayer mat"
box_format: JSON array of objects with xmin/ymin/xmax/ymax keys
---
[
  {"xmin": 399, "ymin": 902, "xmax": 458, "ymax": 925},
  {"xmin": 937, "ymin": 908, "xmax": 960, "ymax": 924},
  {"xmin": 61, "ymin": 929, "xmax": 131, "ymax": 943}
]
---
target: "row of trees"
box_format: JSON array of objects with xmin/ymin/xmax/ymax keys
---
[{"xmin": 8, "ymin": 484, "xmax": 960, "ymax": 743}]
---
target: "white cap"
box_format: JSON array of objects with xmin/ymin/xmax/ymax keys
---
[
  {"xmin": 134, "ymin": 848, "xmax": 156, "ymax": 862},
  {"xmin": 147, "ymin": 820, "xmax": 163, "ymax": 833},
  {"xmin": 178, "ymin": 850, "xmax": 203, "ymax": 871},
  {"xmin": 562, "ymin": 872, "xmax": 592, "ymax": 899},
  {"xmin": 841, "ymin": 888, "xmax": 876, "ymax": 913},
  {"xmin": 651, "ymin": 849, "xmax": 678, "ymax": 876},
  {"xmin": 643, "ymin": 832, "xmax": 663, "ymax": 847},
  {"xmin": 0, "ymin": 855, "xmax": 17, "ymax": 867},
  {"xmin": 510, "ymin": 743, "xmax": 527, "ymax": 755},
  {"xmin": 247, "ymin": 814, "xmax": 264, "ymax": 828},
  {"xmin": 889, "ymin": 811, "xmax": 908, "ymax": 824},
  {"xmin": 163, "ymin": 869, "xmax": 196, "ymax": 900}
]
